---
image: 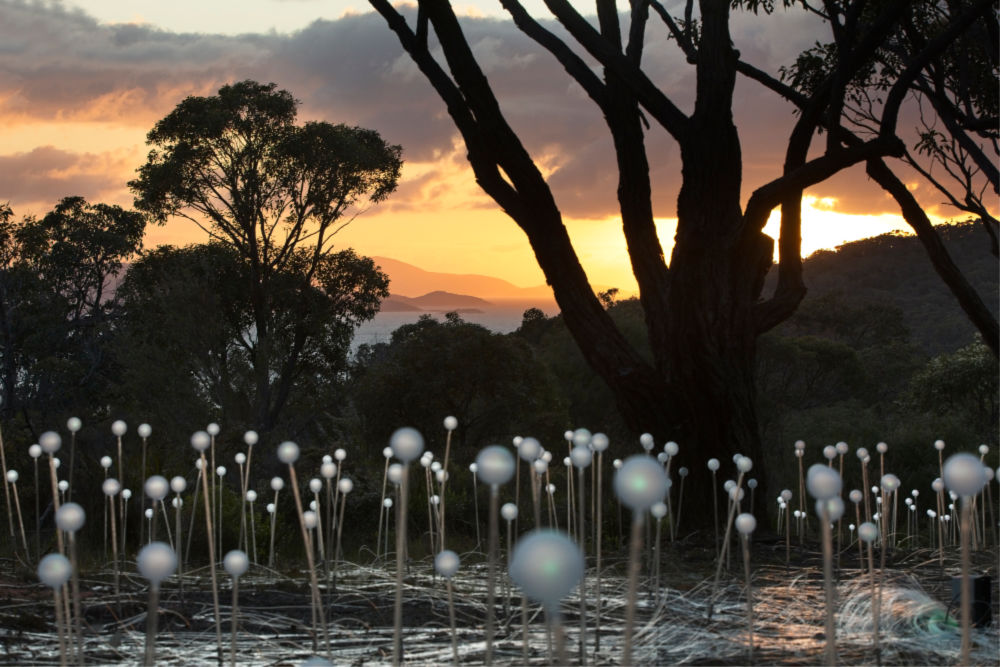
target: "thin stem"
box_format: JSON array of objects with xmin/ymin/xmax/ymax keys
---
[
  {"xmin": 821, "ymin": 508, "xmax": 836, "ymax": 666},
  {"xmin": 198, "ymin": 454, "xmax": 223, "ymax": 664},
  {"xmin": 144, "ymin": 584, "xmax": 159, "ymax": 666},
  {"xmin": 622, "ymin": 513, "xmax": 643, "ymax": 666},
  {"xmin": 742, "ymin": 534, "xmax": 753, "ymax": 663},
  {"xmin": 288, "ymin": 464, "xmax": 329, "ymax": 658},
  {"xmin": 959, "ymin": 499, "xmax": 972, "ymax": 665},
  {"xmin": 230, "ymin": 577, "xmax": 239, "ymax": 667},
  {"xmin": 393, "ymin": 465, "xmax": 409, "ymax": 666},
  {"xmin": 486, "ymin": 485, "xmax": 499, "ymax": 665}
]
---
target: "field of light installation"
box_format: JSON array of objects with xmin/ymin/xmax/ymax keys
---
[{"xmin": 0, "ymin": 418, "xmax": 997, "ymax": 665}]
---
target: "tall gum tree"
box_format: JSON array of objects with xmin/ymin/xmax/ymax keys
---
[{"xmin": 368, "ymin": 0, "xmax": 985, "ymax": 519}]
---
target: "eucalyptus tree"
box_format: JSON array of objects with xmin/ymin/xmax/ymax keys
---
[
  {"xmin": 366, "ymin": 0, "xmax": 981, "ymax": 516},
  {"xmin": 130, "ymin": 80, "xmax": 401, "ymax": 432}
]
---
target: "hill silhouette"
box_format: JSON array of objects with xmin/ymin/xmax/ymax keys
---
[{"xmin": 372, "ymin": 256, "xmax": 555, "ymax": 302}]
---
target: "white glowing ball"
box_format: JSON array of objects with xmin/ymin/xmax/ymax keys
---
[
  {"xmin": 931, "ymin": 477, "xmax": 944, "ymax": 493},
  {"xmin": 206, "ymin": 423, "xmax": 220, "ymax": 436},
  {"xmin": 570, "ymin": 445, "xmax": 592, "ymax": 469},
  {"xmin": 137, "ymin": 423, "xmax": 152, "ymax": 439},
  {"xmin": 650, "ymin": 501, "xmax": 667, "ymax": 519},
  {"xmin": 333, "ymin": 448, "xmax": 346, "ymax": 462},
  {"xmin": 615, "ymin": 455, "xmax": 669, "ymax": 511},
  {"xmin": 736, "ymin": 456, "xmax": 753, "ymax": 473},
  {"xmin": 781, "ymin": 489, "xmax": 793, "ymax": 502},
  {"xmin": 98, "ymin": 456, "xmax": 112, "ymax": 470},
  {"xmin": 38, "ymin": 553, "xmax": 72, "ymax": 589},
  {"xmin": 639, "ymin": 433, "xmax": 654, "ymax": 451},
  {"xmin": 519, "ymin": 437, "xmax": 542, "ymax": 461},
  {"xmin": 806, "ymin": 464, "xmax": 842, "ymax": 500},
  {"xmin": 794, "ymin": 440, "xmax": 805, "ymax": 451},
  {"xmin": 443, "ymin": 416, "xmax": 458, "ymax": 432},
  {"xmin": 56, "ymin": 502, "xmax": 85, "ymax": 533},
  {"xmin": 303, "ymin": 511, "xmax": 318, "ymax": 530},
  {"xmin": 321, "ymin": 462, "xmax": 337, "ymax": 479},
  {"xmin": 857, "ymin": 522, "xmax": 878, "ymax": 542},
  {"xmin": 246, "ymin": 490, "xmax": 257, "ymax": 503},
  {"xmin": 880, "ymin": 474, "xmax": 900, "ymax": 493},
  {"xmin": 309, "ymin": 500, "xmax": 317, "ymax": 511},
  {"xmin": 102, "ymin": 478, "xmax": 121, "ymax": 496},
  {"xmin": 191, "ymin": 431, "xmax": 210, "ymax": 452},
  {"xmin": 195, "ymin": 459, "xmax": 204, "ymax": 470},
  {"xmin": 735, "ymin": 513, "xmax": 756, "ymax": 535},
  {"xmin": 533, "ymin": 459, "xmax": 548, "ymax": 476},
  {"xmin": 144, "ymin": 508, "xmax": 154, "ymax": 520},
  {"xmin": 849, "ymin": 489, "xmax": 863, "ymax": 504},
  {"xmin": 382, "ymin": 447, "xmax": 393, "ymax": 459},
  {"xmin": 420, "ymin": 454, "xmax": 432, "ymax": 469},
  {"xmin": 172, "ymin": 497, "xmax": 182, "ymax": 509},
  {"xmin": 307, "ymin": 478, "xmax": 321, "ymax": 494},
  {"xmin": 57, "ymin": 479, "xmax": 67, "ymax": 493},
  {"xmin": 224, "ymin": 550, "xmax": 249, "ymax": 578},
  {"xmin": 390, "ymin": 427, "xmax": 424, "ymax": 463},
  {"xmin": 66, "ymin": 417, "xmax": 82, "ymax": 433},
  {"xmin": 707, "ymin": 458, "xmax": 720, "ymax": 472},
  {"xmin": 436, "ymin": 470, "xmax": 448, "ymax": 483},
  {"xmin": 509, "ymin": 530, "xmax": 584, "ymax": 611},
  {"xmin": 3, "ymin": 470, "xmax": 16, "ymax": 485},
  {"xmin": 39, "ymin": 431, "xmax": 61, "ymax": 454},
  {"xmin": 170, "ymin": 476, "xmax": 187, "ymax": 494},
  {"xmin": 122, "ymin": 489, "xmax": 132, "ymax": 500},
  {"xmin": 338, "ymin": 479, "xmax": 353, "ymax": 494},
  {"xmin": 235, "ymin": 452, "xmax": 246, "ymax": 466},
  {"xmin": 216, "ymin": 466, "xmax": 226, "ymax": 478},
  {"xmin": 572, "ymin": 428, "xmax": 592, "ymax": 448},
  {"xmin": 835, "ymin": 441, "xmax": 848, "ymax": 455},
  {"xmin": 876, "ymin": 442, "xmax": 888, "ymax": 454},
  {"xmin": 723, "ymin": 480, "xmax": 736, "ymax": 494},
  {"xmin": 747, "ymin": 478, "xmax": 758, "ymax": 490},
  {"xmin": 977, "ymin": 444, "xmax": 988, "ymax": 456},
  {"xmin": 277, "ymin": 441, "xmax": 300, "ymax": 464},
  {"xmin": 816, "ymin": 496, "xmax": 845, "ymax": 521},
  {"xmin": 823, "ymin": 445, "xmax": 837, "ymax": 461},
  {"xmin": 583, "ymin": 432, "xmax": 606, "ymax": 453},
  {"xmin": 52, "ymin": 458, "xmax": 60, "ymax": 469},
  {"xmin": 270, "ymin": 476, "xmax": 285, "ymax": 492},
  {"xmin": 547, "ymin": 483, "xmax": 555, "ymax": 494},
  {"xmin": 501, "ymin": 502, "xmax": 518, "ymax": 521},
  {"xmin": 435, "ymin": 549, "xmax": 460, "ymax": 578},
  {"xmin": 111, "ymin": 420, "xmax": 127, "ymax": 437},
  {"xmin": 660, "ymin": 441, "xmax": 676, "ymax": 458},
  {"xmin": 943, "ymin": 453, "xmax": 988, "ymax": 497},
  {"xmin": 476, "ymin": 446, "xmax": 515, "ymax": 486},
  {"xmin": 388, "ymin": 463, "xmax": 404, "ymax": 485},
  {"xmin": 934, "ymin": 439, "xmax": 945, "ymax": 451},
  {"xmin": 729, "ymin": 486, "xmax": 745, "ymax": 502},
  {"xmin": 137, "ymin": 542, "xmax": 176, "ymax": 584},
  {"xmin": 430, "ymin": 494, "xmax": 439, "ymax": 506},
  {"xmin": 513, "ymin": 436, "xmax": 523, "ymax": 448},
  {"xmin": 383, "ymin": 498, "xmax": 393, "ymax": 509},
  {"xmin": 28, "ymin": 444, "xmax": 42, "ymax": 459},
  {"xmin": 267, "ymin": 503, "xmax": 275, "ymax": 514},
  {"xmin": 986, "ymin": 468, "xmax": 995, "ymax": 482},
  {"xmin": 679, "ymin": 467, "xmax": 689, "ymax": 477},
  {"xmin": 145, "ymin": 475, "xmax": 169, "ymax": 501},
  {"xmin": 657, "ymin": 452, "xmax": 668, "ymax": 464},
  {"xmin": 243, "ymin": 430, "xmax": 258, "ymax": 446},
  {"xmin": 431, "ymin": 461, "xmax": 442, "ymax": 473}
]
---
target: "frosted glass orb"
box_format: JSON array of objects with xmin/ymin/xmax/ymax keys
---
[
  {"xmin": 977, "ymin": 444, "xmax": 988, "ymax": 456},
  {"xmin": 806, "ymin": 464, "xmax": 842, "ymax": 500},
  {"xmin": 572, "ymin": 428, "xmax": 592, "ymax": 448},
  {"xmin": 724, "ymin": 480, "xmax": 736, "ymax": 494},
  {"xmin": 857, "ymin": 522, "xmax": 878, "ymax": 542},
  {"xmin": 707, "ymin": 458, "xmax": 720, "ymax": 472},
  {"xmin": 66, "ymin": 417, "xmax": 82, "ymax": 433},
  {"xmin": 267, "ymin": 503, "xmax": 276, "ymax": 514},
  {"xmin": 137, "ymin": 423, "xmax": 152, "ymax": 439},
  {"xmin": 56, "ymin": 502, "xmax": 85, "ymax": 533},
  {"xmin": 191, "ymin": 431, "xmax": 210, "ymax": 452},
  {"xmin": 270, "ymin": 476, "xmax": 285, "ymax": 492},
  {"xmin": 816, "ymin": 496, "xmax": 845, "ymax": 521},
  {"xmin": 835, "ymin": 441, "xmax": 848, "ymax": 455},
  {"xmin": 735, "ymin": 513, "xmax": 756, "ymax": 535},
  {"xmin": 420, "ymin": 454, "xmax": 432, "ymax": 469},
  {"xmin": 382, "ymin": 447, "xmax": 393, "ymax": 459},
  {"xmin": 145, "ymin": 475, "xmax": 169, "ymax": 501},
  {"xmin": 52, "ymin": 458, "xmax": 60, "ymax": 469},
  {"xmin": 38, "ymin": 553, "xmax": 72, "ymax": 589},
  {"xmin": 794, "ymin": 440, "xmax": 805, "ymax": 451},
  {"xmin": 570, "ymin": 445, "xmax": 592, "ymax": 469},
  {"xmin": 880, "ymin": 474, "xmax": 900, "ymax": 493},
  {"xmin": 303, "ymin": 511, "xmax": 318, "ymax": 530},
  {"xmin": 102, "ymin": 478, "xmax": 121, "ymax": 496},
  {"xmin": 277, "ymin": 441, "xmax": 300, "ymax": 464},
  {"xmin": 590, "ymin": 433, "xmax": 610, "ymax": 453},
  {"xmin": 321, "ymin": 462, "xmax": 337, "ymax": 479},
  {"xmin": 679, "ymin": 467, "xmax": 689, "ymax": 477},
  {"xmin": 934, "ymin": 440, "xmax": 945, "ymax": 451},
  {"xmin": 563, "ymin": 431, "xmax": 573, "ymax": 442},
  {"xmin": 145, "ymin": 508, "xmax": 154, "ymax": 520},
  {"xmin": 729, "ymin": 487, "xmax": 745, "ymax": 502},
  {"xmin": 509, "ymin": 530, "xmax": 583, "ymax": 611},
  {"xmin": 390, "ymin": 427, "xmax": 424, "ymax": 463},
  {"xmin": 513, "ymin": 436, "xmax": 523, "ymax": 448},
  {"xmin": 246, "ymin": 490, "xmax": 257, "ymax": 502},
  {"xmin": 224, "ymin": 550, "xmax": 249, "ymax": 578},
  {"xmin": 431, "ymin": 461, "xmax": 442, "ymax": 473},
  {"xmin": 137, "ymin": 542, "xmax": 176, "ymax": 584},
  {"xmin": 309, "ymin": 478, "xmax": 322, "ymax": 494},
  {"xmin": 780, "ymin": 489, "xmax": 793, "ymax": 502},
  {"xmin": 206, "ymin": 423, "xmax": 220, "ymax": 436},
  {"xmin": 334, "ymin": 448, "xmax": 347, "ymax": 462},
  {"xmin": 657, "ymin": 452, "xmax": 668, "ymax": 464},
  {"xmin": 100, "ymin": 456, "xmax": 113, "ymax": 470},
  {"xmin": 170, "ymin": 476, "xmax": 187, "ymax": 494},
  {"xmin": 338, "ymin": 479, "xmax": 353, "ymax": 494},
  {"xmin": 856, "ymin": 447, "xmax": 868, "ymax": 460},
  {"xmin": 244, "ymin": 430, "xmax": 258, "ymax": 446},
  {"xmin": 650, "ymin": 501, "xmax": 667, "ymax": 519},
  {"xmin": 501, "ymin": 502, "xmax": 518, "ymax": 521},
  {"xmin": 39, "ymin": 431, "xmax": 61, "ymax": 454},
  {"xmin": 388, "ymin": 463, "xmax": 404, "ymax": 484},
  {"xmin": 747, "ymin": 478, "xmax": 758, "ymax": 489},
  {"xmin": 216, "ymin": 466, "xmax": 226, "ymax": 478},
  {"xmin": 111, "ymin": 420, "xmax": 127, "ymax": 437},
  {"xmin": 476, "ymin": 446, "xmax": 515, "ymax": 486},
  {"xmin": 235, "ymin": 453, "xmax": 246, "ymax": 466},
  {"xmin": 29, "ymin": 444, "xmax": 42, "ymax": 459},
  {"xmin": 943, "ymin": 453, "xmax": 988, "ymax": 497},
  {"xmin": 443, "ymin": 416, "xmax": 458, "ymax": 432},
  {"xmin": 57, "ymin": 479, "xmax": 67, "ymax": 493},
  {"xmin": 614, "ymin": 455, "xmax": 668, "ymax": 511},
  {"xmin": 519, "ymin": 437, "xmax": 542, "ymax": 461},
  {"xmin": 736, "ymin": 456, "xmax": 753, "ymax": 473},
  {"xmin": 122, "ymin": 489, "xmax": 132, "ymax": 500},
  {"xmin": 430, "ymin": 495, "xmax": 439, "ymax": 506},
  {"xmin": 664, "ymin": 441, "xmax": 679, "ymax": 457},
  {"xmin": 823, "ymin": 446, "xmax": 837, "ymax": 461},
  {"xmin": 849, "ymin": 489, "xmax": 863, "ymax": 504},
  {"xmin": 436, "ymin": 470, "xmax": 448, "ymax": 483},
  {"xmin": 5, "ymin": 470, "xmax": 16, "ymax": 484},
  {"xmin": 639, "ymin": 433, "xmax": 654, "ymax": 451},
  {"xmin": 435, "ymin": 549, "xmax": 460, "ymax": 578},
  {"xmin": 383, "ymin": 498, "xmax": 393, "ymax": 509},
  {"xmin": 547, "ymin": 483, "xmax": 555, "ymax": 494},
  {"xmin": 876, "ymin": 442, "xmax": 888, "ymax": 454},
  {"xmin": 931, "ymin": 478, "xmax": 944, "ymax": 493},
  {"xmin": 172, "ymin": 497, "xmax": 182, "ymax": 509}
]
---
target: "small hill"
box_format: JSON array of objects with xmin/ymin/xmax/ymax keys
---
[
  {"xmin": 381, "ymin": 295, "xmax": 423, "ymax": 312},
  {"xmin": 373, "ymin": 256, "xmax": 554, "ymax": 302},
  {"xmin": 409, "ymin": 291, "xmax": 493, "ymax": 310}
]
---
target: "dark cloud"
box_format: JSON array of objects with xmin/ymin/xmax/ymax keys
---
[{"xmin": 0, "ymin": 146, "xmax": 135, "ymax": 210}]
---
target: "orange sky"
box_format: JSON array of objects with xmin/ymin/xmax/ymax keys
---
[{"xmin": 0, "ymin": 1, "xmax": 972, "ymax": 293}]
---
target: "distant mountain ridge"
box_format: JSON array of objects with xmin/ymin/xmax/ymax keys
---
[
  {"xmin": 372, "ymin": 256, "xmax": 555, "ymax": 303},
  {"xmin": 382, "ymin": 291, "xmax": 493, "ymax": 313}
]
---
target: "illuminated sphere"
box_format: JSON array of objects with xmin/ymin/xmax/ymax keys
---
[
  {"xmin": 99, "ymin": 456, "xmax": 113, "ymax": 470},
  {"xmin": 780, "ymin": 489, "xmax": 793, "ymax": 502},
  {"xmin": 5, "ymin": 470, "xmax": 16, "ymax": 484},
  {"xmin": 39, "ymin": 431, "xmax": 61, "ymax": 454},
  {"xmin": 747, "ymin": 478, "xmax": 758, "ymax": 490},
  {"xmin": 270, "ymin": 477, "xmax": 285, "ymax": 492},
  {"xmin": 388, "ymin": 463, "xmax": 404, "ymax": 484},
  {"xmin": 102, "ymin": 478, "xmax": 121, "ymax": 496},
  {"xmin": 431, "ymin": 461, "xmax": 442, "ymax": 473},
  {"xmin": 858, "ymin": 522, "xmax": 878, "ymax": 542},
  {"xmin": 986, "ymin": 468, "xmax": 995, "ymax": 482},
  {"xmin": 476, "ymin": 446, "xmax": 515, "ymax": 486},
  {"xmin": 435, "ymin": 549, "xmax": 460, "ymax": 579},
  {"xmin": 206, "ymin": 423, "xmax": 220, "ymax": 436},
  {"xmin": 572, "ymin": 428, "xmax": 592, "ymax": 448},
  {"xmin": 137, "ymin": 423, "xmax": 152, "ymax": 439},
  {"xmin": 664, "ymin": 441, "xmax": 679, "ymax": 457},
  {"xmin": 856, "ymin": 447, "xmax": 869, "ymax": 460},
  {"xmin": 382, "ymin": 498, "xmax": 393, "ymax": 509},
  {"xmin": 216, "ymin": 466, "xmax": 226, "ymax": 477},
  {"xmin": 729, "ymin": 486, "xmax": 745, "ymax": 502},
  {"xmin": 570, "ymin": 445, "xmax": 592, "ymax": 469},
  {"xmin": 794, "ymin": 440, "xmax": 805, "ymax": 451},
  {"xmin": 876, "ymin": 442, "xmax": 888, "ymax": 454},
  {"xmin": 145, "ymin": 508, "xmax": 154, "ymax": 519},
  {"xmin": 934, "ymin": 439, "xmax": 945, "ymax": 451},
  {"xmin": 724, "ymin": 480, "xmax": 736, "ymax": 494},
  {"xmin": 816, "ymin": 496, "xmax": 845, "ymax": 521},
  {"xmin": 266, "ymin": 503, "xmax": 275, "ymax": 514},
  {"xmin": 111, "ymin": 420, "xmax": 127, "ymax": 437},
  {"xmin": 66, "ymin": 417, "xmax": 82, "ymax": 433},
  {"xmin": 239, "ymin": 430, "xmax": 258, "ymax": 447},
  {"xmin": 443, "ymin": 416, "xmax": 458, "ymax": 432},
  {"xmin": 639, "ymin": 433, "xmax": 654, "ymax": 451},
  {"xmin": 931, "ymin": 477, "xmax": 944, "ymax": 493},
  {"xmin": 223, "ymin": 550, "xmax": 250, "ymax": 578},
  {"xmin": 56, "ymin": 502, "xmax": 85, "ymax": 533},
  {"xmin": 235, "ymin": 453, "xmax": 246, "ymax": 466},
  {"xmin": 513, "ymin": 436, "xmax": 523, "ymax": 448},
  {"xmin": 382, "ymin": 447, "xmax": 393, "ymax": 459},
  {"xmin": 52, "ymin": 458, "xmax": 61, "ymax": 469},
  {"xmin": 509, "ymin": 530, "xmax": 584, "ymax": 611},
  {"xmin": 246, "ymin": 490, "xmax": 257, "ymax": 502},
  {"xmin": 519, "ymin": 437, "xmax": 542, "ymax": 462},
  {"xmin": 590, "ymin": 433, "xmax": 609, "ymax": 453},
  {"xmin": 679, "ymin": 467, "xmax": 689, "ymax": 478},
  {"xmin": 613, "ymin": 459, "xmax": 623, "ymax": 470},
  {"xmin": 390, "ymin": 427, "xmax": 424, "ymax": 463},
  {"xmin": 29, "ymin": 444, "xmax": 42, "ymax": 459},
  {"xmin": 615, "ymin": 455, "xmax": 669, "ymax": 511},
  {"xmin": 436, "ymin": 470, "xmax": 448, "ymax": 483},
  {"xmin": 57, "ymin": 479, "xmax": 67, "ymax": 493},
  {"xmin": 881, "ymin": 474, "xmax": 901, "ymax": 493},
  {"xmin": 650, "ymin": 501, "xmax": 667, "ymax": 519},
  {"xmin": 321, "ymin": 462, "xmax": 337, "ymax": 479},
  {"xmin": 943, "ymin": 453, "xmax": 988, "ymax": 497},
  {"xmin": 835, "ymin": 441, "xmax": 849, "ymax": 455},
  {"xmin": 977, "ymin": 444, "xmax": 988, "ymax": 456},
  {"xmin": 334, "ymin": 448, "xmax": 347, "ymax": 462},
  {"xmin": 501, "ymin": 502, "xmax": 518, "ymax": 521},
  {"xmin": 309, "ymin": 478, "xmax": 322, "ymax": 494},
  {"xmin": 277, "ymin": 441, "xmax": 300, "ymax": 464},
  {"xmin": 338, "ymin": 478, "xmax": 353, "ymax": 494},
  {"xmin": 303, "ymin": 511, "xmax": 318, "ymax": 530},
  {"xmin": 563, "ymin": 431, "xmax": 573, "ymax": 442},
  {"xmin": 533, "ymin": 459, "xmax": 548, "ymax": 475},
  {"xmin": 806, "ymin": 464, "xmax": 842, "ymax": 500},
  {"xmin": 165, "ymin": 476, "xmax": 185, "ymax": 495},
  {"xmin": 849, "ymin": 489, "xmax": 863, "ymax": 504},
  {"xmin": 707, "ymin": 458, "xmax": 720, "ymax": 472},
  {"xmin": 191, "ymin": 431, "xmax": 210, "ymax": 452},
  {"xmin": 38, "ymin": 553, "xmax": 72, "ymax": 589},
  {"xmin": 137, "ymin": 542, "xmax": 176, "ymax": 584},
  {"xmin": 735, "ymin": 513, "xmax": 756, "ymax": 536},
  {"xmin": 657, "ymin": 452, "xmax": 668, "ymax": 464},
  {"xmin": 823, "ymin": 446, "xmax": 837, "ymax": 461},
  {"xmin": 736, "ymin": 456, "xmax": 753, "ymax": 473},
  {"xmin": 122, "ymin": 489, "xmax": 132, "ymax": 500},
  {"xmin": 172, "ymin": 497, "xmax": 181, "ymax": 509},
  {"xmin": 145, "ymin": 475, "xmax": 169, "ymax": 501}
]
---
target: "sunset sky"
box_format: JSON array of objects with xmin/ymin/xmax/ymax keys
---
[{"xmin": 0, "ymin": 0, "xmax": 964, "ymax": 294}]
